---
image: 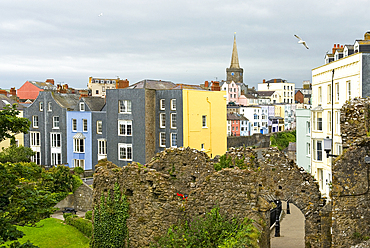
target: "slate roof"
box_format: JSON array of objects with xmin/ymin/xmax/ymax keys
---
[
  {"xmin": 53, "ymin": 93, "xmax": 80, "ymax": 110},
  {"xmin": 269, "ymin": 116, "xmax": 283, "ymax": 120},
  {"xmin": 82, "ymin": 97, "xmax": 106, "ymax": 111},
  {"xmin": 243, "ymin": 93, "xmax": 257, "ymax": 99},
  {"xmin": 128, "ymin": 79, "xmax": 176, "ymax": 90},
  {"xmin": 227, "ymin": 113, "xmax": 248, "ymax": 121},
  {"xmin": 265, "ymin": 79, "xmax": 287, "ymax": 84},
  {"xmin": 0, "ymin": 94, "xmax": 23, "ymax": 110},
  {"xmin": 257, "ymin": 91, "xmax": 275, "ymax": 97},
  {"xmin": 171, "ymin": 84, "xmax": 206, "ymax": 90},
  {"xmin": 28, "ymin": 81, "xmax": 57, "ymax": 90}
]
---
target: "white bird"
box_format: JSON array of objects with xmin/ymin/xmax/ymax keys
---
[
  {"xmin": 98, "ymin": 13, "xmax": 103, "ymax": 17},
  {"xmin": 294, "ymin": 34, "xmax": 309, "ymax": 49}
]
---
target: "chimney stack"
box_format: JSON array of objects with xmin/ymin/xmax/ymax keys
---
[
  {"xmin": 263, "ymin": 79, "xmax": 266, "ymax": 83},
  {"xmin": 211, "ymin": 81, "xmax": 220, "ymax": 91},
  {"xmin": 117, "ymin": 79, "xmax": 129, "ymax": 89},
  {"xmin": 274, "ymin": 79, "xmax": 277, "ymax": 83},
  {"xmin": 204, "ymin": 81, "xmax": 209, "ymax": 88},
  {"xmin": 46, "ymin": 79, "xmax": 54, "ymax": 85},
  {"xmin": 10, "ymin": 87, "xmax": 16, "ymax": 96}
]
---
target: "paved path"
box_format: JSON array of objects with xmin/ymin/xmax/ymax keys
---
[{"xmin": 271, "ymin": 201, "xmax": 305, "ymax": 248}]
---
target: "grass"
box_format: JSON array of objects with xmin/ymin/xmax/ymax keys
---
[{"xmin": 3, "ymin": 218, "xmax": 90, "ymax": 248}]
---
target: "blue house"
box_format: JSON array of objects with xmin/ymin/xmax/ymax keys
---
[{"xmin": 66, "ymin": 97, "xmax": 105, "ymax": 171}]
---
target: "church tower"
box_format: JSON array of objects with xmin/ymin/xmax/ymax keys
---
[{"xmin": 226, "ymin": 34, "xmax": 243, "ymax": 83}]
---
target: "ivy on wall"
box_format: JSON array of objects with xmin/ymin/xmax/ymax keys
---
[{"xmin": 91, "ymin": 183, "xmax": 129, "ymax": 248}]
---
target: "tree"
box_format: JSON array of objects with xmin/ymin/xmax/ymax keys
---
[
  {"xmin": 0, "ymin": 104, "xmax": 30, "ymax": 143},
  {"xmin": 0, "ymin": 145, "xmax": 35, "ymax": 163}
]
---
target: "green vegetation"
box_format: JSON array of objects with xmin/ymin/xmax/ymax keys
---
[
  {"xmin": 270, "ymin": 130, "xmax": 296, "ymax": 150},
  {"xmin": 150, "ymin": 206, "xmax": 260, "ymax": 248},
  {"xmin": 65, "ymin": 215, "xmax": 92, "ymax": 238},
  {"xmin": 214, "ymin": 153, "xmax": 255, "ymax": 171},
  {"xmin": 0, "ymin": 162, "xmax": 83, "ymax": 246},
  {"xmin": 84, "ymin": 211, "xmax": 92, "ymax": 221},
  {"xmin": 91, "ymin": 183, "xmax": 129, "ymax": 248},
  {"xmin": 0, "ymin": 104, "xmax": 30, "ymax": 143},
  {"xmin": 0, "ymin": 145, "xmax": 35, "ymax": 163},
  {"xmin": 2, "ymin": 218, "xmax": 89, "ymax": 248}
]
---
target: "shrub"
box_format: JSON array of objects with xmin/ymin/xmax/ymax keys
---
[
  {"xmin": 85, "ymin": 211, "xmax": 92, "ymax": 220},
  {"xmin": 150, "ymin": 206, "xmax": 260, "ymax": 248},
  {"xmin": 73, "ymin": 166, "xmax": 84, "ymax": 176},
  {"xmin": 65, "ymin": 215, "xmax": 92, "ymax": 238},
  {"xmin": 63, "ymin": 213, "xmax": 74, "ymax": 221}
]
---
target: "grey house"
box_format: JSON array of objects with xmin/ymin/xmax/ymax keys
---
[
  {"xmin": 106, "ymin": 80, "xmax": 184, "ymax": 167},
  {"xmin": 24, "ymin": 91, "xmax": 80, "ymax": 166}
]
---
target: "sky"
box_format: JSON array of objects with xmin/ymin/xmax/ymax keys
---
[{"xmin": 1, "ymin": 0, "xmax": 370, "ymax": 90}]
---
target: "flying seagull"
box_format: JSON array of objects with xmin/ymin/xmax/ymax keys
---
[
  {"xmin": 294, "ymin": 34, "xmax": 309, "ymax": 49},
  {"xmin": 98, "ymin": 13, "xmax": 103, "ymax": 17}
]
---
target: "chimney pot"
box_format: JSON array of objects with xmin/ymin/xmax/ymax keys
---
[
  {"xmin": 205, "ymin": 81, "xmax": 209, "ymax": 88},
  {"xmin": 274, "ymin": 79, "xmax": 277, "ymax": 83},
  {"xmin": 263, "ymin": 79, "xmax": 266, "ymax": 83}
]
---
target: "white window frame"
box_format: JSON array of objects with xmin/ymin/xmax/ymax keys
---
[
  {"xmin": 118, "ymin": 120, "xmax": 132, "ymax": 136},
  {"xmin": 51, "ymin": 152, "xmax": 62, "ymax": 166},
  {"xmin": 72, "ymin": 119, "xmax": 77, "ymax": 132},
  {"xmin": 160, "ymin": 99, "xmax": 165, "ymax": 110},
  {"xmin": 32, "ymin": 115, "xmax": 39, "ymax": 128},
  {"xmin": 327, "ymin": 84, "xmax": 331, "ymax": 103},
  {"xmin": 170, "ymin": 113, "xmax": 177, "ymax": 129},
  {"xmin": 335, "ymin": 83, "xmax": 339, "ymax": 102},
  {"xmin": 318, "ymin": 87, "xmax": 322, "ymax": 104},
  {"xmin": 73, "ymin": 159, "xmax": 85, "ymax": 169},
  {"xmin": 160, "ymin": 113, "xmax": 166, "ymax": 128},
  {"xmin": 50, "ymin": 133, "xmax": 61, "ymax": 148},
  {"xmin": 336, "ymin": 111, "xmax": 341, "ymax": 135},
  {"xmin": 53, "ymin": 116, "xmax": 60, "ymax": 129},
  {"xmin": 39, "ymin": 102, "xmax": 43, "ymax": 111},
  {"xmin": 31, "ymin": 151, "xmax": 41, "ymax": 165},
  {"xmin": 313, "ymin": 140, "xmax": 323, "ymax": 162},
  {"xmin": 202, "ymin": 115, "xmax": 207, "ymax": 128},
  {"xmin": 73, "ymin": 138, "xmax": 85, "ymax": 153},
  {"xmin": 97, "ymin": 120, "xmax": 102, "ymax": 134},
  {"xmin": 347, "ymin": 80, "xmax": 351, "ymax": 100},
  {"xmin": 48, "ymin": 102, "xmax": 52, "ymax": 111},
  {"xmin": 159, "ymin": 132, "xmax": 166, "ymax": 147},
  {"xmin": 83, "ymin": 119, "xmax": 88, "ymax": 132},
  {"xmin": 170, "ymin": 99, "xmax": 176, "ymax": 110},
  {"xmin": 119, "ymin": 100, "xmax": 132, "ymax": 114},
  {"xmin": 201, "ymin": 143, "xmax": 205, "ymax": 151},
  {"xmin": 317, "ymin": 112, "xmax": 322, "ymax": 131},
  {"xmin": 30, "ymin": 132, "xmax": 40, "ymax": 146},
  {"xmin": 171, "ymin": 133, "xmax": 177, "ymax": 148},
  {"xmin": 307, "ymin": 142, "xmax": 311, "ymax": 157},
  {"xmin": 118, "ymin": 143, "xmax": 132, "ymax": 161},
  {"xmin": 79, "ymin": 102, "xmax": 85, "ymax": 111},
  {"xmin": 98, "ymin": 139, "xmax": 107, "ymax": 155}
]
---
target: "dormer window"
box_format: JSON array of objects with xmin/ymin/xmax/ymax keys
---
[
  {"xmin": 80, "ymin": 102, "xmax": 85, "ymax": 111},
  {"xmin": 354, "ymin": 42, "xmax": 359, "ymax": 53}
]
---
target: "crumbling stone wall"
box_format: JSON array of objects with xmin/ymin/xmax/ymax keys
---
[
  {"xmin": 227, "ymin": 133, "xmax": 271, "ymax": 149},
  {"xmin": 93, "ymin": 146, "xmax": 326, "ymax": 248},
  {"xmin": 330, "ymin": 98, "xmax": 370, "ymax": 247},
  {"xmin": 55, "ymin": 182, "xmax": 93, "ymax": 211}
]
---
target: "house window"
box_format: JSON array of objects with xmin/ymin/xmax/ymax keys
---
[
  {"xmin": 53, "ymin": 116, "xmax": 60, "ymax": 129},
  {"xmin": 30, "ymin": 132, "xmax": 40, "ymax": 146},
  {"xmin": 118, "ymin": 120, "xmax": 132, "ymax": 136},
  {"xmin": 72, "ymin": 119, "xmax": 77, "ymax": 131},
  {"xmin": 160, "ymin": 113, "xmax": 166, "ymax": 128},
  {"xmin": 118, "ymin": 143, "xmax": 132, "ymax": 161},
  {"xmin": 347, "ymin": 81, "xmax": 351, "ymax": 100},
  {"xmin": 202, "ymin": 115, "xmax": 207, "ymax": 128},
  {"xmin": 48, "ymin": 102, "xmax": 52, "ymax": 111},
  {"xmin": 335, "ymin": 83, "xmax": 339, "ymax": 101},
  {"xmin": 51, "ymin": 153, "xmax": 62, "ymax": 166},
  {"xmin": 73, "ymin": 137, "xmax": 85, "ymax": 153},
  {"xmin": 201, "ymin": 143, "xmax": 205, "ymax": 151},
  {"xmin": 336, "ymin": 111, "xmax": 340, "ymax": 134},
  {"xmin": 160, "ymin": 99, "xmax": 165, "ymax": 110},
  {"xmin": 317, "ymin": 112, "xmax": 322, "ymax": 131},
  {"xmin": 31, "ymin": 151, "xmax": 41, "ymax": 165},
  {"xmin": 313, "ymin": 140, "xmax": 322, "ymax": 161},
  {"xmin": 39, "ymin": 102, "xmax": 43, "ymax": 111},
  {"xmin": 318, "ymin": 87, "xmax": 322, "ymax": 104},
  {"xmin": 97, "ymin": 121, "xmax": 102, "ymax": 134},
  {"xmin": 50, "ymin": 133, "xmax": 61, "ymax": 148},
  {"xmin": 83, "ymin": 119, "xmax": 88, "ymax": 132},
  {"xmin": 102, "ymin": 86, "xmax": 106, "ymax": 92},
  {"xmin": 32, "ymin": 116, "xmax": 39, "ymax": 128},
  {"xmin": 119, "ymin": 100, "xmax": 132, "ymax": 114},
  {"xmin": 171, "ymin": 99, "xmax": 176, "ymax": 110},
  {"xmin": 73, "ymin": 159, "xmax": 85, "ymax": 169},
  {"xmin": 327, "ymin": 84, "xmax": 331, "ymax": 103},
  {"xmin": 80, "ymin": 102, "xmax": 85, "ymax": 111},
  {"xmin": 171, "ymin": 113, "xmax": 177, "ymax": 129},
  {"xmin": 336, "ymin": 143, "xmax": 343, "ymax": 156},
  {"xmin": 159, "ymin": 132, "xmax": 166, "ymax": 147},
  {"xmin": 307, "ymin": 143, "xmax": 311, "ymax": 156},
  {"xmin": 328, "ymin": 111, "xmax": 332, "ymax": 132},
  {"xmin": 171, "ymin": 133, "xmax": 177, "ymax": 148},
  {"xmin": 96, "ymin": 90, "xmax": 99, "ymax": 94},
  {"xmin": 98, "ymin": 139, "xmax": 107, "ymax": 155},
  {"xmin": 307, "ymin": 121, "xmax": 311, "ymax": 134}
]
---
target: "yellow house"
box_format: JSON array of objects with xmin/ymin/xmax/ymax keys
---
[{"xmin": 182, "ymin": 90, "xmax": 227, "ymax": 158}]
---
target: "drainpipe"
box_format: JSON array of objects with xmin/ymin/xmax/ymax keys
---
[{"xmin": 207, "ymin": 96, "xmax": 212, "ymax": 157}]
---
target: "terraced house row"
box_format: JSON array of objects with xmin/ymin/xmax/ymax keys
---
[{"xmin": 24, "ymin": 80, "xmax": 227, "ymax": 171}]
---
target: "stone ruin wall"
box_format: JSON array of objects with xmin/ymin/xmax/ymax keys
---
[
  {"xmin": 93, "ymin": 146, "xmax": 326, "ymax": 248},
  {"xmin": 331, "ymin": 98, "xmax": 370, "ymax": 247}
]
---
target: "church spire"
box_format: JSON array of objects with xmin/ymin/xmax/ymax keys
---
[{"xmin": 230, "ymin": 33, "xmax": 240, "ymax": 69}]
